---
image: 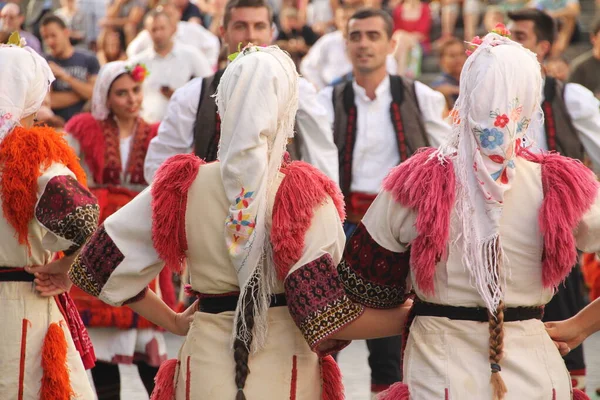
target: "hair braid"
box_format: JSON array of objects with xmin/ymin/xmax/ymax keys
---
[
  {"xmin": 488, "ymin": 300, "xmax": 507, "ymax": 400},
  {"xmin": 233, "ymin": 287, "xmax": 257, "ymax": 400}
]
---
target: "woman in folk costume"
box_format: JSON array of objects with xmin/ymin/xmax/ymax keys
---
[
  {"xmin": 63, "ymin": 61, "xmax": 175, "ymax": 399},
  {"xmin": 0, "ymin": 38, "xmax": 98, "ymax": 399},
  {"xmin": 334, "ymin": 28, "xmax": 600, "ymax": 400},
  {"xmin": 30, "ymin": 45, "xmax": 405, "ymax": 399}
]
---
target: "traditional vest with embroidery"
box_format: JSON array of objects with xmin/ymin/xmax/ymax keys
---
[
  {"xmin": 192, "ymin": 70, "xmax": 302, "ymax": 161},
  {"xmin": 542, "ymin": 77, "xmax": 584, "ymax": 161},
  {"xmin": 332, "ymin": 75, "xmax": 429, "ymax": 197}
]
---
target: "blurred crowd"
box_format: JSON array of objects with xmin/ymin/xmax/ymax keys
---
[{"xmin": 0, "ymin": 0, "xmax": 598, "ymax": 129}]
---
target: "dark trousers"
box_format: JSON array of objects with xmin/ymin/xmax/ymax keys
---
[
  {"xmin": 91, "ymin": 360, "xmax": 159, "ymax": 399},
  {"xmin": 344, "ymin": 222, "xmax": 403, "ymax": 391}
]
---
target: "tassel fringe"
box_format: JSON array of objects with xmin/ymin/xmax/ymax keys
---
[
  {"xmin": 40, "ymin": 322, "xmax": 74, "ymax": 400},
  {"xmin": 573, "ymin": 389, "xmax": 590, "ymax": 400},
  {"xmin": 321, "ymin": 355, "xmax": 344, "ymax": 400},
  {"xmin": 376, "ymin": 382, "xmax": 410, "ymax": 400},
  {"xmin": 150, "ymin": 358, "xmax": 179, "ymax": 400},
  {"xmin": 490, "ymin": 370, "xmax": 507, "ymax": 400}
]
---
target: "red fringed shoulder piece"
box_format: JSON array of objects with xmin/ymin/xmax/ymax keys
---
[
  {"xmin": 573, "ymin": 389, "xmax": 591, "ymax": 400},
  {"xmin": 151, "ymin": 154, "xmax": 205, "ymax": 274},
  {"xmin": 521, "ymin": 150, "xmax": 599, "ymax": 289},
  {"xmin": 0, "ymin": 126, "xmax": 87, "ymax": 247},
  {"xmin": 64, "ymin": 113, "xmax": 105, "ymax": 183},
  {"xmin": 382, "ymin": 147, "xmax": 455, "ymax": 295},
  {"xmin": 271, "ymin": 161, "xmax": 345, "ymax": 280}
]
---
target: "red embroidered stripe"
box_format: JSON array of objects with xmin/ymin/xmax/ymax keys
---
[
  {"xmin": 445, "ymin": 388, "xmax": 449, "ymax": 400},
  {"xmin": 290, "ymin": 355, "xmax": 298, "ymax": 400},
  {"xmin": 186, "ymin": 356, "xmax": 191, "ymax": 400},
  {"xmin": 391, "ymin": 103, "xmax": 408, "ymax": 161},
  {"xmin": 18, "ymin": 319, "xmax": 29, "ymax": 400},
  {"xmin": 343, "ymin": 106, "xmax": 357, "ymax": 195},
  {"xmin": 542, "ymin": 101, "xmax": 557, "ymax": 151},
  {"xmin": 552, "ymin": 388, "xmax": 556, "ymax": 400}
]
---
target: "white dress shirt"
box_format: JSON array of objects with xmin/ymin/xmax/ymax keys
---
[
  {"xmin": 127, "ymin": 21, "xmax": 221, "ymax": 69},
  {"xmin": 130, "ymin": 42, "xmax": 212, "ymax": 124},
  {"xmin": 300, "ymin": 30, "xmax": 398, "ymax": 90},
  {"xmin": 143, "ymin": 76, "xmax": 340, "ymax": 184},
  {"xmin": 317, "ymin": 76, "xmax": 451, "ymax": 194},
  {"xmin": 526, "ymin": 81, "xmax": 600, "ymax": 172}
]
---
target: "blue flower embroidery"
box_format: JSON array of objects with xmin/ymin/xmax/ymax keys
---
[{"xmin": 479, "ymin": 128, "xmax": 504, "ymax": 149}]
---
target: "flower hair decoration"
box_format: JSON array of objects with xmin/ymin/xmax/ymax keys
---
[
  {"xmin": 126, "ymin": 63, "xmax": 149, "ymax": 83},
  {"xmin": 465, "ymin": 23, "xmax": 511, "ymax": 56},
  {"xmin": 1, "ymin": 31, "xmax": 27, "ymax": 48}
]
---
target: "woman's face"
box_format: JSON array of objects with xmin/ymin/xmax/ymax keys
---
[
  {"xmin": 106, "ymin": 74, "xmax": 143, "ymax": 120},
  {"xmin": 105, "ymin": 31, "xmax": 122, "ymax": 58}
]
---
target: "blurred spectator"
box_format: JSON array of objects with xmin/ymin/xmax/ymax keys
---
[
  {"xmin": 569, "ymin": 17, "xmax": 600, "ymax": 99},
  {"xmin": 276, "ymin": 6, "xmax": 318, "ymax": 65},
  {"xmin": 76, "ymin": 0, "xmax": 106, "ymax": 50},
  {"xmin": 306, "ymin": 0, "xmax": 334, "ymax": 35},
  {"xmin": 102, "ymin": 0, "xmax": 146, "ymax": 45},
  {"xmin": 36, "ymin": 92, "xmax": 66, "ymax": 128},
  {"xmin": 127, "ymin": 2, "xmax": 220, "ymax": 68},
  {"xmin": 25, "ymin": 0, "xmax": 60, "ymax": 41},
  {"xmin": 171, "ymin": 0, "xmax": 204, "ymax": 24},
  {"xmin": 440, "ymin": 0, "xmax": 481, "ymax": 41},
  {"xmin": 300, "ymin": 2, "xmax": 398, "ymax": 89},
  {"xmin": 431, "ymin": 37, "xmax": 465, "ymax": 109},
  {"xmin": 391, "ymin": 0, "xmax": 432, "ymax": 78},
  {"xmin": 545, "ymin": 55, "xmax": 570, "ymax": 81},
  {"xmin": 0, "ymin": 3, "xmax": 42, "ymax": 53},
  {"xmin": 97, "ymin": 28, "xmax": 127, "ymax": 64},
  {"xmin": 40, "ymin": 14, "xmax": 99, "ymax": 121},
  {"xmin": 54, "ymin": 0, "xmax": 88, "ymax": 48},
  {"xmin": 129, "ymin": 9, "xmax": 212, "ymax": 123},
  {"xmin": 530, "ymin": 0, "xmax": 580, "ymax": 56}
]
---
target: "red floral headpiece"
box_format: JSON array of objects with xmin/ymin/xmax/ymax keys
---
[
  {"xmin": 465, "ymin": 23, "xmax": 511, "ymax": 56},
  {"xmin": 126, "ymin": 63, "xmax": 149, "ymax": 83}
]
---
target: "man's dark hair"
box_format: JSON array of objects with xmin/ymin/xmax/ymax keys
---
[
  {"xmin": 348, "ymin": 8, "xmax": 394, "ymax": 39},
  {"xmin": 40, "ymin": 14, "xmax": 68, "ymax": 30},
  {"xmin": 508, "ymin": 9, "xmax": 556, "ymax": 45},
  {"xmin": 592, "ymin": 16, "xmax": 600, "ymax": 37},
  {"xmin": 223, "ymin": 0, "xmax": 273, "ymax": 28},
  {"xmin": 145, "ymin": 9, "xmax": 171, "ymax": 24}
]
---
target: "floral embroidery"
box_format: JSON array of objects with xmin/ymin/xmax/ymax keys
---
[
  {"xmin": 226, "ymin": 187, "xmax": 257, "ymax": 255},
  {"xmin": 234, "ymin": 187, "xmax": 254, "ymax": 209},
  {"xmin": 479, "ymin": 128, "xmax": 504, "ymax": 149},
  {"xmin": 494, "ymin": 114, "xmax": 509, "ymax": 128}
]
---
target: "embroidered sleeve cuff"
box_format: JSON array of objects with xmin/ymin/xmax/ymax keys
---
[
  {"xmin": 339, "ymin": 223, "xmax": 410, "ymax": 309},
  {"xmin": 35, "ymin": 175, "xmax": 99, "ymax": 252},
  {"xmin": 285, "ymin": 254, "xmax": 365, "ymax": 357},
  {"xmin": 69, "ymin": 225, "xmax": 125, "ymax": 304}
]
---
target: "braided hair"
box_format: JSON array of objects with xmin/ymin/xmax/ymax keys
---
[
  {"xmin": 488, "ymin": 302, "xmax": 508, "ymax": 399},
  {"xmin": 233, "ymin": 283, "xmax": 257, "ymax": 399}
]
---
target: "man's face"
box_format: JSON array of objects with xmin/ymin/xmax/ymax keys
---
[
  {"xmin": 591, "ymin": 30, "xmax": 600, "ymax": 53},
  {"xmin": 148, "ymin": 14, "xmax": 175, "ymax": 50},
  {"xmin": 346, "ymin": 16, "xmax": 394, "ymax": 74},
  {"xmin": 40, "ymin": 22, "xmax": 70, "ymax": 56},
  {"xmin": 161, "ymin": 4, "xmax": 182, "ymax": 26},
  {"xmin": 441, "ymin": 42, "xmax": 466, "ymax": 77},
  {"xmin": 0, "ymin": 6, "xmax": 24, "ymax": 32},
  {"xmin": 221, "ymin": 7, "xmax": 273, "ymax": 52},
  {"xmin": 509, "ymin": 19, "xmax": 550, "ymax": 61}
]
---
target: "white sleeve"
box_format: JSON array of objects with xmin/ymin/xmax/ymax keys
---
[
  {"xmin": 414, "ymin": 81, "xmax": 452, "ymax": 148},
  {"xmin": 197, "ymin": 25, "xmax": 220, "ymax": 69},
  {"xmin": 575, "ymin": 190, "xmax": 600, "ymax": 253},
  {"xmin": 564, "ymin": 83, "xmax": 600, "ymax": 172},
  {"xmin": 296, "ymin": 77, "xmax": 339, "ymax": 185},
  {"xmin": 299, "ymin": 37, "xmax": 328, "ymax": 90},
  {"xmin": 126, "ymin": 30, "xmax": 150, "ymax": 58},
  {"xmin": 143, "ymin": 78, "xmax": 202, "ymax": 183},
  {"xmin": 316, "ymin": 85, "xmax": 335, "ymax": 127},
  {"xmin": 190, "ymin": 48, "xmax": 213, "ymax": 79}
]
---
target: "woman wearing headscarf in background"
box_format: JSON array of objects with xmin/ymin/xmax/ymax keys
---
[
  {"xmin": 62, "ymin": 61, "xmax": 175, "ymax": 399},
  {"xmin": 330, "ymin": 27, "xmax": 600, "ymax": 400},
  {"xmin": 31, "ymin": 45, "xmax": 412, "ymax": 399},
  {"xmin": 0, "ymin": 38, "xmax": 98, "ymax": 399}
]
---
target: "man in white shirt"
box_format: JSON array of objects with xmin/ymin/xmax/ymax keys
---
[
  {"xmin": 300, "ymin": 3, "xmax": 397, "ymax": 90},
  {"xmin": 126, "ymin": 3, "xmax": 221, "ymax": 69},
  {"xmin": 317, "ymin": 9, "xmax": 451, "ymax": 398},
  {"xmin": 509, "ymin": 8, "xmax": 600, "ymax": 391},
  {"xmin": 143, "ymin": 0, "xmax": 339, "ymax": 184},
  {"xmin": 129, "ymin": 9, "xmax": 212, "ymax": 123}
]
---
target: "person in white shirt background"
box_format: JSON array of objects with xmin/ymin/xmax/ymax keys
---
[
  {"xmin": 143, "ymin": 0, "xmax": 339, "ymax": 184},
  {"xmin": 316, "ymin": 8, "xmax": 451, "ymax": 399},
  {"xmin": 508, "ymin": 8, "xmax": 600, "ymax": 391},
  {"xmin": 129, "ymin": 8, "xmax": 212, "ymax": 123},
  {"xmin": 126, "ymin": 2, "xmax": 220, "ymax": 70},
  {"xmin": 300, "ymin": 1, "xmax": 398, "ymax": 90}
]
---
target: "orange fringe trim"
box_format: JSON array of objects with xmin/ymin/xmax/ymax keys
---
[
  {"xmin": 40, "ymin": 322, "xmax": 74, "ymax": 400},
  {"xmin": 0, "ymin": 126, "xmax": 87, "ymax": 248}
]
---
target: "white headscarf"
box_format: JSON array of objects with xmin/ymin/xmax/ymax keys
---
[
  {"xmin": 91, "ymin": 61, "xmax": 130, "ymax": 120},
  {"xmin": 215, "ymin": 45, "xmax": 298, "ymax": 351},
  {"xmin": 0, "ymin": 44, "xmax": 54, "ymax": 140},
  {"xmin": 438, "ymin": 32, "xmax": 543, "ymax": 313}
]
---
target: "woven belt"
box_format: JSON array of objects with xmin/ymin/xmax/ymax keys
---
[
  {"xmin": 0, "ymin": 267, "xmax": 34, "ymax": 282},
  {"xmin": 413, "ymin": 300, "xmax": 544, "ymax": 322},
  {"xmin": 199, "ymin": 293, "xmax": 287, "ymax": 314}
]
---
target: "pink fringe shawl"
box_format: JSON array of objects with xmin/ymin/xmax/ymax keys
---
[
  {"xmin": 151, "ymin": 154, "xmax": 205, "ymax": 274},
  {"xmin": 271, "ymin": 161, "xmax": 345, "ymax": 280}
]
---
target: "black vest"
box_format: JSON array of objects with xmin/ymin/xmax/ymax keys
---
[
  {"xmin": 192, "ymin": 70, "xmax": 301, "ymax": 161},
  {"xmin": 542, "ymin": 77, "xmax": 584, "ymax": 162},
  {"xmin": 332, "ymin": 76, "xmax": 429, "ymax": 196}
]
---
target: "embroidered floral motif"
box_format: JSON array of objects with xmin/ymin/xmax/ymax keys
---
[
  {"xmin": 285, "ymin": 254, "xmax": 364, "ymax": 355},
  {"xmin": 226, "ymin": 187, "xmax": 257, "ymax": 255},
  {"xmin": 479, "ymin": 128, "xmax": 504, "ymax": 149},
  {"xmin": 234, "ymin": 187, "xmax": 254, "ymax": 209},
  {"xmin": 494, "ymin": 114, "xmax": 509, "ymax": 128}
]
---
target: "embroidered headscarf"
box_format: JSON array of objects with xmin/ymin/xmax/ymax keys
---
[
  {"xmin": 0, "ymin": 44, "xmax": 54, "ymax": 140},
  {"xmin": 91, "ymin": 61, "xmax": 149, "ymax": 120},
  {"xmin": 215, "ymin": 45, "xmax": 298, "ymax": 351},
  {"xmin": 438, "ymin": 32, "xmax": 543, "ymax": 313}
]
